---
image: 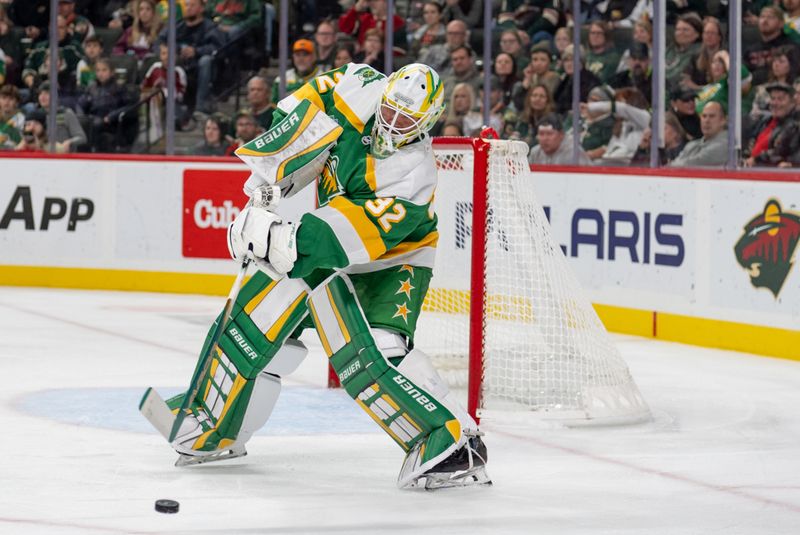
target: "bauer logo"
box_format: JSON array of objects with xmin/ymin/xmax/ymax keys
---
[
  {"xmin": 734, "ymin": 199, "xmax": 800, "ymax": 298},
  {"xmin": 183, "ymin": 169, "xmax": 250, "ymax": 258}
]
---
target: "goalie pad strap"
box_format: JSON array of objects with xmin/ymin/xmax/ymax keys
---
[
  {"xmin": 237, "ymin": 99, "xmax": 343, "ymax": 199},
  {"xmin": 306, "ymin": 273, "xmax": 463, "ymax": 462}
]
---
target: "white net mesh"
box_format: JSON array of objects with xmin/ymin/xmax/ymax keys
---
[{"xmin": 415, "ymin": 139, "xmax": 650, "ymax": 425}]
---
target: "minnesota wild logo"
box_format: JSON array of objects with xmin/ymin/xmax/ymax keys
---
[
  {"xmin": 734, "ymin": 199, "xmax": 800, "ymax": 298},
  {"xmin": 320, "ymin": 154, "xmax": 342, "ymax": 197},
  {"xmin": 355, "ymin": 66, "xmax": 384, "ymax": 87}
]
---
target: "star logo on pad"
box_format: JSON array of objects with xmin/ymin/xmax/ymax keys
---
[
  {"xmin": 398, "ymin": 265, "xmax": 415, "ymax": 277},
  {"xmin": 396, "ymin": 279, "xmax": 415, "ymax": 299},
  {"xmin": 393, "ymin": 302, "xmax": 411, "ymax": 324}
]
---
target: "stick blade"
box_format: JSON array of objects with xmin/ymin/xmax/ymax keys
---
[{"xmin": 140, "ymin": 387, "xmax": 177, "ymax": 441}]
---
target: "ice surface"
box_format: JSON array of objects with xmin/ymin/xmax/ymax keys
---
[{"xmin": 1, "ymin": 287, "xmax": 799, "ymax": 534}]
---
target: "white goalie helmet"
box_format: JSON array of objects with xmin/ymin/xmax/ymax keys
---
[{"xmin": 372, "ymin": 63, "xmax": 445, "ymax": 157}]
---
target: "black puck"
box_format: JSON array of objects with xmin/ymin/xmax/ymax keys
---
[{"xmin": 155, "ymin": 499, "xmax": 180, "ymax": 514}]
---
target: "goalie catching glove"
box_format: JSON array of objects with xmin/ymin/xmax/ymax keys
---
[{"xmin": 226, "ymin": 206, "xmax": 298, "ymax": 280}]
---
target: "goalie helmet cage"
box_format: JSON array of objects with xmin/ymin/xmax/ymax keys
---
[{"xmin": 328, "ymin": 136, "xmax": 650, "ymax": 426}]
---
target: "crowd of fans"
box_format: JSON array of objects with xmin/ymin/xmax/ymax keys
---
[{"xmin": 2, "ymin": 0, "xmax": 800, "ymax": 168}]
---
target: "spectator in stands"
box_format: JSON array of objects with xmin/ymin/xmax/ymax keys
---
[
  {"xmin": 514, "ymin": 0, "xmax": 560, "ymax": 42},
  {"xmin": 443, "ymin": 82, "xmax": 483, "ymax": 137},
  {"xmin": 786, "ymin": 0, "xmax": 800, "ymax": 36},
  {"xmin": 35, "ymin": 81, "xmax": 87, "ymax": 152},
  {"xmin": 585, "ymin": 21, "xmax": 620, "ymax": 85},
  {"xmin": 745, "ymin": 82, "xmax": 800, "ymax": 167},
  {"xmin": 59, "ymin": 0, "xmax": 95, "ymax": 43},
  {"xmin": 314, "ymin": 20, "xmax": 338, "ymax": 71},
  {"xmin": 499, "ymin": 29, "xmax": 529, "ymax": 72},
  {"xmin": 580, "ymin": 84, "xmax": 615, "ymax": 160},
  {"xmin": 610, "ymin": 42, "xmax": 652, "ymax": 105},
  {"xmin": 441, "ymin": 122, "xmax": 463, "ymax": 136},
  {"xmin": 665, "ymin": 13, "xmax": 702, "ymax": 91},
  {"xmin": 338, "ymin": 0, "xmax": 406, "ymax": 51},
  {"xmin": 794, "ymin": 77, "xmax": 800, "ymax": 108},
  {"xmin": 141, "ymin": 42, "xmax": 189, "ymax": 136},
  {"xmin": 747, "ymin": 6, "xmax": 799, "ymax": 86},
  {"xmin": 600, "ymin": 0, "xmax": 642, "ymax": 26},
  {"xmin": 494, "ymin": 52, "xmax": 519, "ymax": 109},
  {"xmin": 190, "ymin": 115, "xmax": 228, "ymax": 156},
  {"xmin": 695, "ymin": 50, "xmax": 752, "ymax": 115},
  {"xmin": 205, "ymin": 0, "xmax": 261, "ymax": 42},
  {"xmin": 156, "ymin": 0, "xmax": 185, "ymax": 22},
  {"xmin": 669, "ymin": 86, "xmax": 701, "ymax": 140},
  {"xmin": 480, "ymin": 76, "xmax": 508, "ymax": 136},
  {"xmin": 107, "ymin": 1, "xmax": 135, "ymax": 29},
  {"xmin": 409, "ymin": 2, "xmax": 445, "ymax": 60},
  {"xmin": 634, "ymin": 111, "xmax": 688, "ymax": 166},
  {"xmin": 78, "ymin": 57, "xmax": 138, "ymax": 152},
  {"xmin": 670, "ymin": 101, "xmax": 728, "ymax": 167},
  {"xmin": 682, "ymin": 16, "xmax": 723, "ymax": 91},
  {"xmin": 418, "ymin": 19, "xmax": 468, "ymax": 73},
  {"xmin": 5, "ymin": 0, "xmax": 49, "ymax": 43},
  {"xmin": 354, "ymin": 29, "xmax": 386, "ymax": 72},
  {"xmin": 76, "ymin": 35, "xmax": 102, "ymax": 88},
  {"xmin": 615, "ymin": 15, "xmax": 652, "ymax": 74},
  {"xmin": 15, "ymin": 108, "xmax": 47, "ymax": 152},
  {"xmin": 441, "ymin": 0, "xmax": 483, "ymax": 30},
  {"xmin": 22, "ymin": 15, "xmax": 84, "ymax": 90},
  {"xmin": 224, "ymin": 110, "xmax": 260, "ymax": 155},
  {"xmin": 528, "ymin": 113, "xmax": 591, "ymax": 165},
  {"xmin": 581, "ymin": 86, "xmax": 651, "ymax": 165},
  {"xmin": 513, "ymin": 43, "xmax": 559, "ymax": 110},
  {"xmin": 441, "ymin": 45, "xmax": 482, "ymax": 107},
  {"xmin": 334, "ymin": 40, "xmax": 356, "ymax": 68},
  {"xmin": 509, "ymin": 83, "xmax": 555, "ymax": 148},
  {"xmin": 0, "ymin": 84, "xmax": 23, "ymax": 150},
  {"xmin": 246, "ymin": 75, "xmax": 272, "ymax": 131},
  {"xmin": 750, "ymin": 46, "xmax": 800, "ymax": 120},
  {"xmin": 554, "ymin": 45, "xmax": 600, "ymax": 115},
  {"xmin": 114, "ymin": 0, "xmax": 162, "ymax": 62},
  {"xmin": 552, "ymin": 27, "xmax": 571, "ymax": 72},
  {"xmin": 271, "ymin": 39, "xmax": 321, "ymax": 106},
  {"xmin": 0, "ymin": 7, "xmax": 16, "ymax": 85},
  {"xmin": 163, "ymin": 0, "xmax": 225, "ymax": 115}
]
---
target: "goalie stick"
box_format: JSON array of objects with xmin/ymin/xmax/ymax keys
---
[
  {"xmin": 139, "ymin": 257, "xmax": 250, "ymax": 444},
  {"xmin": 139, "ymin": 185, "xmax": 280, "ymax": 450}
]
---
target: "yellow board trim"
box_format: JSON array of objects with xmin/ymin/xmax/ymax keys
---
[
  {"xmin": 333, "ymin": 91, "xmax": 365, "ymax": 133},
  {"xmin": 327, "ymin": 197, "xmax": 387, "ymax": 261},
  {"xmin": 266, "ymin": 292, "xmax": 307, "ymax": 342},
  {"xmin": 308, "ymin": 299, "xmax": 333, "ymax": 357},
  {"xmin": 326, "ymin": 286, "xmax": 352, "ymax": 344},
  {"xmin": 244, "ymin": 279, "xmax": 279, "ymax": 315},
  {"xmin": 3, "ymin": 265, "xmax": 799, "ymax": 363}
]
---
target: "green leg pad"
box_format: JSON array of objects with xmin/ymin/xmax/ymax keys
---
[
  {"xmin": 166, "ymin": 272, "xmax": 311, "ymax": 452},
  {"xmin": 308, "ymin": 274, "xmax": 462, "ymax": 463}
]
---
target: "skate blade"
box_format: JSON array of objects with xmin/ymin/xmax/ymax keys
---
[
  {"xmin": 422, "ymin": 465, "xmax": 492, "ymax": 490},
  {"xmin": 175, "ymin": 447, "xmax": 247, "ymax": 467}
]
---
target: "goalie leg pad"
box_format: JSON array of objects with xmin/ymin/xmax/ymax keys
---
[
  {"xmin": 167, "ymin": 272, "xmax": 311, "ymax": 456},
  {"xmin": 306, "ymin": 273, "xmax": 468, "ymax": 483}
]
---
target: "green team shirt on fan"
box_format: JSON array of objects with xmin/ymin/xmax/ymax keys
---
[{"xmin": 272, "ymin": 63, "xmax": 440, "ymax": 337}]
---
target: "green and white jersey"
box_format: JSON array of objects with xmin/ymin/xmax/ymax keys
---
[{"xmin": 275, "ymin": 63, "xmax": 439, "ymax": 280}]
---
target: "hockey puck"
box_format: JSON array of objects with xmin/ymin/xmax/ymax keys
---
[{"xmin": 154, "ymin": 499, "xmax": 180, "ymax": 514}]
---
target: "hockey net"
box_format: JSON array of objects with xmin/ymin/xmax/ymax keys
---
[{"xmin": 413, "ymin": 137, "xmax": 650, "ymax": 425}]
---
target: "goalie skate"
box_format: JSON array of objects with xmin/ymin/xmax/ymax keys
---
[
  {"xmin": 174, "ymin": 445, "xmax": 247, "ymax": 467},
  {"xmin": 402, "ymin": 432, "xmax": 491, "ymax": 490}
]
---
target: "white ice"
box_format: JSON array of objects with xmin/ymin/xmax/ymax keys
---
[{"xmin": 1, "ymin": 286, "xmax": 799, "ymax": 534}]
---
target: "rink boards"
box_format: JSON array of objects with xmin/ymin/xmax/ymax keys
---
[{"xmin": 0, "ymin": 152, "xmax": 798, "ymax": 360}]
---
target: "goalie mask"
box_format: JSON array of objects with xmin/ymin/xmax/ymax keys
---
[{"xmin": 372, "ymin": 63, "xmax": 445, "ymax": 158}]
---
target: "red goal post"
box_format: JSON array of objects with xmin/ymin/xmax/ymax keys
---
[{"xmin": 328, "ymin": 135, "xmax": 650, "ymax": 426}]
